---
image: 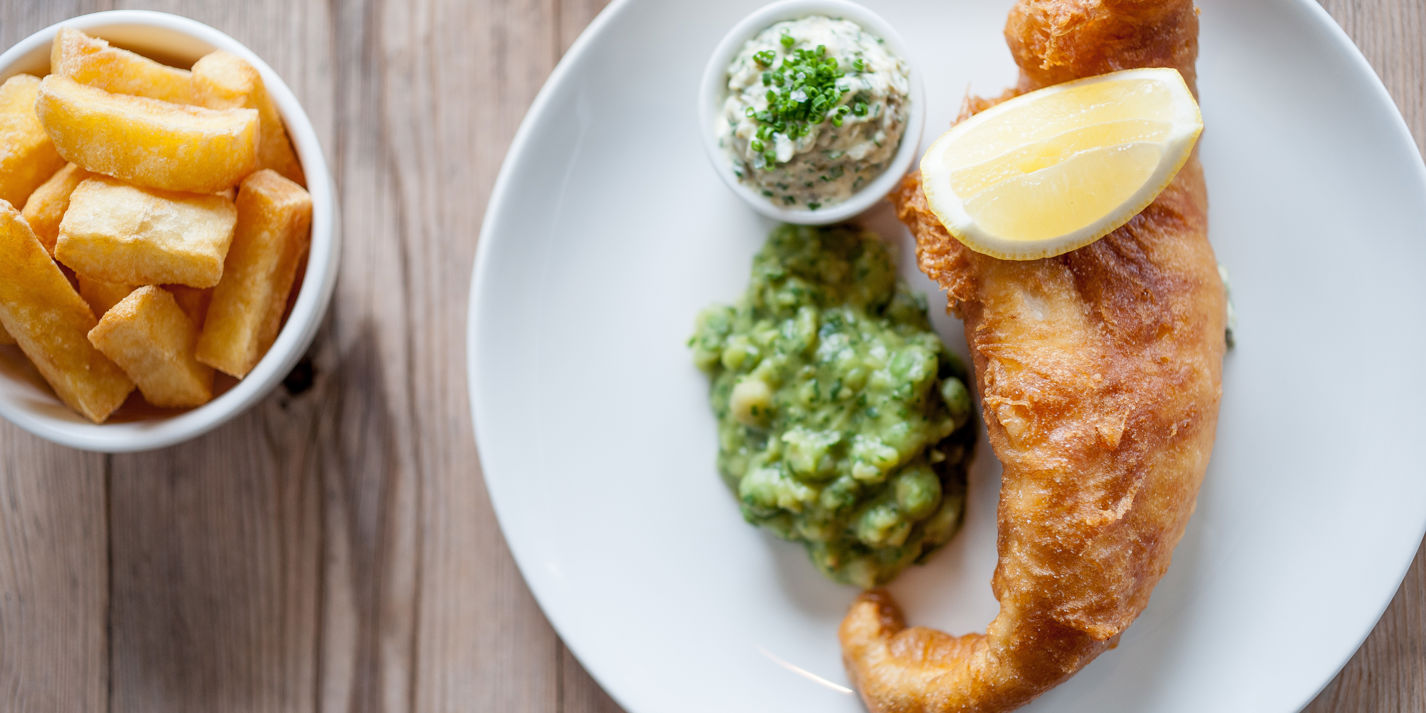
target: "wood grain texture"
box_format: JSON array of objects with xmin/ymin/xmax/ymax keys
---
[
  {"xmin": 0, "ymin": 0, "xmax": 1420, "ymax": 712},
  {"xmin": 0, "ymin": 442, "xmax": 107, "ymax": 713}
]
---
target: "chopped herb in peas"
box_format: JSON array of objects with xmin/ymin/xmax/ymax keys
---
[{"xmin": 690, "ymin": 225, "xmax": 974, "ymax": 587}]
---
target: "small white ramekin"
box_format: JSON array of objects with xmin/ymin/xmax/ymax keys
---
[
  {"xmin": 698, "ymin": 0, "xmax": 925, "ymax": 225},
  {"xmin": 0, "ymin": 11, "xmax": 339, "ymax": 453}
]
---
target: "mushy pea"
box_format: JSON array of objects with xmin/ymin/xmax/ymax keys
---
[
  {"xmin": 718, "ymin": 16, "xmax": 911, "ymax": 211},
  {"xmin": 691, "ymin": 225, "xmax": 973, "ymax": 588}
]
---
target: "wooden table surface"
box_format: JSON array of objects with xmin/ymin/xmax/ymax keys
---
[{"xmin": 0, "ymin": 0, "xmax": 1421, "ymax": 711}]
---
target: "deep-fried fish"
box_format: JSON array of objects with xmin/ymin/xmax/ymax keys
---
[{"xmin": 839, "ymin": 1, "xmax": 1226, "ymax": 711}]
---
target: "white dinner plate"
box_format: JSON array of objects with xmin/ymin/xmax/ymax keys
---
[{"xmin": 468, "ymin": 1, "xmax": 1426, "ymax": 711}]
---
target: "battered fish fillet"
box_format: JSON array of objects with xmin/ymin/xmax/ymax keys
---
[{"xmin": 838, "ymin": 1, "xmax": 1226, "ymax": 711}]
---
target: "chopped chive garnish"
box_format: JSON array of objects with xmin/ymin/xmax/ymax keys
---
[{"xmin": 743, "ymin": 41, "xmax": 850, "ymax": 141}]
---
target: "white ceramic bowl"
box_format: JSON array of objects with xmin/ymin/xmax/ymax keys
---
[
  {"xmin": 697, "ymin": 0, "xmax": 926, "ymax": 225},
  {"xmin": 0, "ymin": 11, "xmax": 338, "ymax": 453}
]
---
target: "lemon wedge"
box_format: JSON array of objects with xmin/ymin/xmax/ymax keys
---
[{"xmin": 919, "ymin": 68, "xmax": 1203, "ymax": 260}]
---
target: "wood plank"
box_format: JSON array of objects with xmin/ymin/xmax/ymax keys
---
[
  {"xmin": 557, "ymin": 0, "xmax": 614, "ymax": 56},
  {"xmin": 0, "ymin": 435, "xmax": 108, "ymax": 713},
  {"xmin": 98, "ymin": 2, "xmax": 332, "ymax": 712},
  {"xmin": 392, "ymin": 0, "xmax": 567, "ymax": 710},
  {"xmin": 560, "ymin": 648, "xmax": 622, "ymax": 713},
  {"xmin": 308, "ymin": 4, "xmax": 423, "ymax": 709},
  {"xmin": 108, "ymin": 425, "xmax": 323, "ymax": 712},
  {"xmin": 0, "ymin": 5, "xmax": 113, "ymax": 713}
]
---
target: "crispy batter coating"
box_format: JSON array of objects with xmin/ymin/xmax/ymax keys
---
[
  {"xmin": 839, "ymin": 1, "xmax": 1225, "ymax": 711},
  {"xmin": 1007, "ymin": 0, "xmax": 1200, "ymax": 92}
]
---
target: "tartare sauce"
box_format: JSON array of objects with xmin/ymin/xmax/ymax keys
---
[{"xmin": 718, "ymin": 16, "xmax": 911, "ymax": 210}]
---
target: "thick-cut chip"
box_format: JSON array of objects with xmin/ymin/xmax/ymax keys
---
[
  {"xmin": 192, "ymin": 51, "xmax": 305, "ymax": 186},
  {"xmin": 0, "ymin": 75, "xmax": 67, "ymax": 208},
  {"xmin": 197, "ymin": 170, "xmax": 312, "ymax": 378},
  {"xmin": 88, "ymin": 286, "xmax": 213, "ymax": 409},
  {"xmin": 0, "ymin": 324, "xmax": 14, "ymax": 345},
  {"xmin": 35, "ymin": 76, "xmax": 258, "ymax": 193},
  {"xmin": 77, "ymin": 274, "xmax": 136, "ymax": 317},
  {"xmin": 165, "ymin": 285, "xmax": 212, "ymax": 328},
  {"xmin": 56, "ymin": 177, "xmax": 238, "ymax": 288},
  {"xmin": 50, "ymin": 27, "xmax": 198, "ymax": 105},
  {"xmin": 21, "ymin": 162, "xmax": 91, "ymax": 255},
  {"xmin": 0, "ymin": 200, "xmax": 133, "ymax": 422}
]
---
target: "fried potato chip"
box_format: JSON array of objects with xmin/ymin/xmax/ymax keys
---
[
  {"xmin": 21, "ymin": 162, "xmax": 91, "ymax": 255},
  {"xmin": 0, "ymin": 74, "xmax": 67, "ymax": 209},
  {"xmin": 197, "ymin": 170, "xmax": 311, "ymax": 378},
  {"xmin": 56, "ymin": 177, "xmax": 238, "ymax": 288},
  {"xmin": 77, "ymin": 274, "xmax": 137, "ymax": 318},
  {"xmin": 0, "ymin": 200, "xmax": 133, "ymax": 422},
  {"xmin": 36, "ymin": 76, "xmax": 258, "ymax": 193},
  {"xmin": 165, "ymin": 285, "xmax": 212, "ymax": 328},
  {"xmin": 0, "ymin": 324, "xmax": 14, "ymax": 345},
  {"xmin": 193, "ymin": 51, "xmax": 305, "ymax": 186},
  {"xmin": 50, "ymin": 27, "xmax": 198, "ymax": 105},
  {"xmin": 89, "ymin": 286, "xmax": 213, "ymax": 409}
]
